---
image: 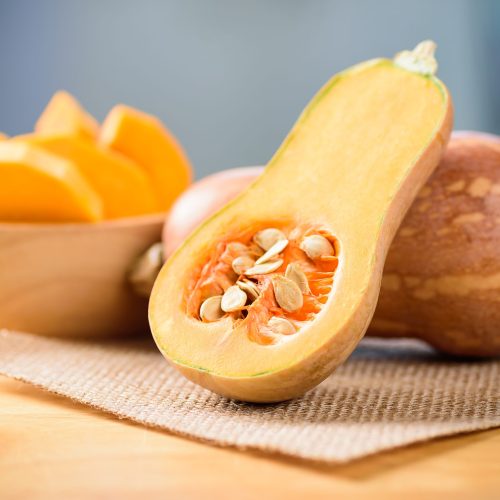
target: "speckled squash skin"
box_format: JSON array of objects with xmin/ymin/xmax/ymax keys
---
[{"xmin": 370, "ymin": 133, "xmax": 500, "ymax": 357}]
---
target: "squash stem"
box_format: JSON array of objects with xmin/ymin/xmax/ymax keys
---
[{"xmin": 394, "ymin": 40, "xmax": 438, "ymax": 76}]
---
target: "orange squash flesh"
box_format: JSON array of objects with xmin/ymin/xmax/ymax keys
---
[
  {"xmin": 100, "ymin": 105, "xmax": 192, "ymax": 210},
  {"xmin": 35, "ymin": 91, "xmax": 99, "ymax": 140},
  {"xmin": 186, "ymin": 224, "xmax": 337, "ymax": 346},
  {"xmin": 16, "ymin": 135, "xmax": 159, "ymax": 219},
  {"xmin": 0, "ymin": 142, "xmax": 103, "ymax": 222},
  {"xmin": 0, "ymin": 132, "xmax": 7, "ymax": 140},
  {"xmin": 150, "ymin": 49, "xmax": 453, "ymax": 402}
]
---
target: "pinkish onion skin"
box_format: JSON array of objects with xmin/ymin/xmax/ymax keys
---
[
  {"xmin": 452, "ymin": 130, "xmax": 500, "ymax": 142},
  {"xmin": 163, "ymin": 166, "xmax": 264, "ymax": 257}
]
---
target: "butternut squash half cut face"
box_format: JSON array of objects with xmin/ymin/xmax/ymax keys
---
[{"xmin": 150, "ymin": 43, "xmax": 453, "ymax": 402}]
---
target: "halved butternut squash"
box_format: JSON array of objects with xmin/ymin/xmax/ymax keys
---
[
  {"xmin": 149, "ymin": 42, "xmax": 453, "ymax": 402},
  {"xmin": 35, "ymin": 91, "xmax": 99, "ymax": 140},
  {"xmin": 16, "ymin": 135, "xmax": 159, "ymax": 219},
  {"xmin": 0, "ymin": 142, "xmax": 102, "ymax": 222},
  {"xmin": 100, "ymin": 105, "xmax": 192, "ymax": 210}
]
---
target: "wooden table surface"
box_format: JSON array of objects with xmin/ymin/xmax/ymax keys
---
[{"xmin": 0, "ymin": 375, "xmax": 498, "ymax": 499}]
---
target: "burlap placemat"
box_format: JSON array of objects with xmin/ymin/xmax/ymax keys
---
[{"xmin": 0, "ymin": 329, "xmax": 498, "ymax": 463}]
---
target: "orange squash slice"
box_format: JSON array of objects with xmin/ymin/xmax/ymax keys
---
[
  {"xmin": 0, "ymin": 142, "xmax": 102, "ymax": 222},
  {"xmin": 35, "ymin": 91, "xmax": 99, "ymax": 140},
  {"xmin": 18, "ymin": 135, "xmax": 159, "ymax": 219},
  {"xmin": 100, "ymin": 105, "xmax": 192, "ymax": 210}
]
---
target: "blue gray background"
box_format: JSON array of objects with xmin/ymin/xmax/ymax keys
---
[{"xmin": 1, "ymin": 0, "xmax": 499, "ymax": 177}]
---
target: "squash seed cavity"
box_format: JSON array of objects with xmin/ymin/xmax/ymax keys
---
[{"xmin": 188, "ymin": 224, "xmax": 338, "ymax": 345}]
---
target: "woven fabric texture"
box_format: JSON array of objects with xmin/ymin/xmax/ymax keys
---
[{"xmin": 0, "ymin": 330, "xmax": 498, "ymax": 463}]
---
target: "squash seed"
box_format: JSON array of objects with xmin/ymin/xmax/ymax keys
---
[
  {"xmin": 247, "ymin": 243, "xmax": 265, "ymax": 258},
  {"xmin": 226, "ymin": 242, "xmax": 249, "ymax": 254},
  {"xmin": 285, "ymin": 263, "xmax": 310, "ymax": 294},
  {"xmin": 200, "ymin": 295, "xmax": 225, "ymax": 322},
  {"xmin": 253, "ymin": 228, "xmax": 286, "ymax": 251},
  {"xmin": 255, "ymin": 238, "xmax": 289, "ymax": 265},
  {"xmin": 267, "ymin": 316, "xmax": 296, "ymax": 335},
  {"xmin": 236, "ymin": 280, "xmax": 260, "ymax": 301},
  {"xmin": 232, "ymin": 255, "xmax": 255, "ymax": 275},
  {"xmin": 221, "ymin": 285, "xmax": 248, "ymax": 312},
  {"xmin": 300, "ymin": 235, "xmax": 334, "ymax": 260},
  {"xmin": 272, "ymin": 275, "xmax": 303, "ymax": 312},
  {"xmin": 244, "ymin": 259, "xmax": 283, "ymax": 276}
]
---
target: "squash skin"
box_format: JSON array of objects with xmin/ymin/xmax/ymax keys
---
[
  {"xmin": 150, "ymin": 58, "xmax": 453, "ymax": 402},
  {"xmin": 370, "ymin": 134, "xmax": 500, "ymax": 356}
]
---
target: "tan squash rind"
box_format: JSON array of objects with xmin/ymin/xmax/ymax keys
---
[{"xmin": 371, "ymin": 135, "xmax": 500, "ymax": 356}]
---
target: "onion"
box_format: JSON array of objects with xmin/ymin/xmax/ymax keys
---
[
  {"xmin": 163, "ymin": 166, "xmax": 264, "ymax": 256},
  {"xmin": 451, "ymin": 130, "xmax": 500, "ymax": 142}
]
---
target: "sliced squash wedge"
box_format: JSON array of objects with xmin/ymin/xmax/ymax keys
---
[
  {"xmin": 100, "ymin": 105, "xmax": 192, "ymax": 210},
  {"xmin": 16, "ymin": 135, "xmax": 159, "ymax": 219},
  {"xmin": 35, "ymin": 91, "xmax": 99, "ymax": 140},
  {"xmin": 0, "ymin": 142, "xmax": 103, "ymax": 222}
]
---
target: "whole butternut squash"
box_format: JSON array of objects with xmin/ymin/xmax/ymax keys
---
[{"xmin": 370, "ymin": 133, "xmax": 500, "ymax": 356}]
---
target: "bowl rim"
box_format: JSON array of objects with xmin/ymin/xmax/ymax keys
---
[{"xmin": 0, "ymin": 212, "xmax": 166, "ymax": 233}]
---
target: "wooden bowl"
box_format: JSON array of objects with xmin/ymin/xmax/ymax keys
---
[{"xmin": 0, "ymin": 214, "xmax": 164, "ymax": 338}]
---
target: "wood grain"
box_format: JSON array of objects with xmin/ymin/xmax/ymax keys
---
[
  {"xmin": 0, "ymin": 376, "xmax": 498, "ymax": 499},
  {"xmin": 0, "ymin": 215, "xmax": 163, "ymax": 339}
]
